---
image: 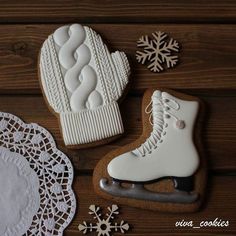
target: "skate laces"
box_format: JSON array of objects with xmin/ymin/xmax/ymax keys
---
[{"xmin": 133, "ymin": 92, "xmax": 184, "ymax": 157}]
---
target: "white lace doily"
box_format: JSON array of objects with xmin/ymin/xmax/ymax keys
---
[{"xmin": 0, "ymin": 112, "xmax": 76, "ymax": 236}]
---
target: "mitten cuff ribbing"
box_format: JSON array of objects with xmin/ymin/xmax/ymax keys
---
[{"xmin": 59, "ymin": 101, "xmax": 124, "ymax": 146}]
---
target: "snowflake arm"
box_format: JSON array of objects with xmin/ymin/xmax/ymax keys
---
[
  {"xmin": 137, "ymin": 35, "xmax": 155, "ymax": 50},
  {"xmin": 106, "ymin": 204, "xmax": 119, "ymax": 221},
  {"xmin": 110, "ymin": 220, "xmax": 129, "ymax": 234},
  {"xmin": 136, "ymin": 31, "xmax": 180, "ymax": 72},
  {"xmin": 78, "ymin": 222, "xmax": 97, "ymax": 234},
  {"xmin": 88, "ymin": 205, "xmax": 101, "ymax": 221},
  {"xmin": 148, "ymin": 54, "xmax": 164, "ymax": 72},
  {"xmin": 152, "ymin": 31, "xmax": 167, "ymax": 48},
  {"xmin": 136, "ymin": 50, "xmax": 153, "ymax": 64},
  {"xmin": 161, "ymin": 38, "xmax": 179, "ymax": 53}
]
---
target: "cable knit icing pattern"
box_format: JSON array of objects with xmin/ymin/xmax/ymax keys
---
[
  {"xmin": 39, "ymin": 23, "xmax": 130, "ymax": 146},
  {"xmin": 0, "ymin": 112, "xmax": 76, "ymax": 235},
  {"xmin": 53, "ymin": 24, "xmax": 103, "ymax": 111}
]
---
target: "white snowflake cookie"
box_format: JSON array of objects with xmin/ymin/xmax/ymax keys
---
[
  {"xmin": 136, "ymin": 31, "xmax": 179, "ymax": 72},
  {"xmin": 0, "ymin": 112, "xmax": 76, "ymax": 236},
  {"xmin": 39, "ymin": 24, "xmax": 130, "ymax": 148}
]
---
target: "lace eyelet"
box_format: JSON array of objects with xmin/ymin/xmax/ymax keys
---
[
  {"xmin": 164, "ymin": 99, "xmax": 169, "ymax": 103},
  {"xmin": 163, "ymin": 131, "xmax": 166, "ymax": 135},
  {"xmin": 176, "ymin": 120, "xmax": 185, "ymax": 129},
  {"xmin": 165, "ymin": 114, "xmax": 170, "ymax": 119},
  {"xmin": 160, "ymin": 140, "xmax": 163, "ymax": 143},
  {"xmin": 165, "ymin": 123, "xmax": 168, "ymax": 127},
  {"xmin": 154, "ymin": 146, "xmax": 157, "ymax": 149}
]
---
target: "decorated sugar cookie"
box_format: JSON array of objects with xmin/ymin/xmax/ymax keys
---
[
  {"xmin": 39, "ymin": 24, "xmax": 130, "ymax": 148},
  {"xmin": 0, "ymin": 112, "xmax": 76, "ymax": 235},
  {"xmin": 93, "ymin": 89, "xmax": 206, "ymax": 212}
]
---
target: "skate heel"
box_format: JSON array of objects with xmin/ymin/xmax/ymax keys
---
[{"xmin": 173, "ymin": 176, "xmax": 194, "ymax": 192}]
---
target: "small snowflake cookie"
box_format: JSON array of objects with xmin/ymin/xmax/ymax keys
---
[
  {"xmin": 136, "ymin": 31, "xmax": 179, "ymax": 72},
  {"xmin": 78, "ymin": 205, "xmax": 129, "ymax": 236},
  {"xmin": 0, "ymin": 112, "xmax": 76, "ymax": 236},
  {"xmin": 39, "ymin": 24, "xmax": 130, "ymax": 149}
]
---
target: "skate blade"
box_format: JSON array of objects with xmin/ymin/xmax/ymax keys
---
[{"xmin": 100, "ymin": 178, "xmax": 198, "ymax": 204}]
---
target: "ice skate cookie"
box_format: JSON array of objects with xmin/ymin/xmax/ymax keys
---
[
  {"xmin": 39, "ymin": 24, "xmax": 130, "ymax": 148},
  {"xmin": 93, "ymin": 89, "xmax": 207, "ymax": 212}
]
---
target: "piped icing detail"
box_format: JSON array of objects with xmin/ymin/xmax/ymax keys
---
[
  {"xmin": 53, "ymin": 24, "xmax": 103, "ymax": 112},
  {"xmin": 54, "ymin": 24, "xmax": 86, "ymax": 69},
  {"xmin": 39, "ymin": 23, "xmax": 130, "ymax": 145}
]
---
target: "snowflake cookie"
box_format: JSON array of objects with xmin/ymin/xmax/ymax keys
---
[
  {"xmin": 136, "ymin": 31, "xmax": 179, "ymax": 72},
  {"xmin": 78, "ymin": 205, "xmax": 129, "ymax": 236},
  {"xmin": 0, "ymin": 112, "xmax": 76, "ymax": 236}
]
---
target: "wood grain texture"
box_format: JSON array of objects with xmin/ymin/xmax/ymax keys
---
[
  {"xmin": 1, "ymin": 1, "xmax": 236, "ymax": 23},
  {"xmin": 65, "ymin": 233, "xmax": 236, "ymax": 236},
  {"xmin": 65, "ymin": 175, "xmax": 236, "ymax": 235},
  {"xmin": 1, "ymin": 24, "xmax": 236, "ymax": 93},
  {"xmin": 0, "ymin": 2, "xmax": 235, "ymax": 234},
  {"xmin": 65, "ymin": 234, "xmax": 236, "ymax": 236},
  {"xmin": 0, "ymin": 92, "xmax": 235, "ymax": 172}
]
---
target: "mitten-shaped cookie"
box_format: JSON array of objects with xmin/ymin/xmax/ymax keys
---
[{"xmin": 39, "ymin": 24, "xmax": 130, "ymax": 148}]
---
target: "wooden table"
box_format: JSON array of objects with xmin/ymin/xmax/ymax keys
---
[{"xmin": 0, "ymin": 1, "xmax": 236, "ymax": 235}]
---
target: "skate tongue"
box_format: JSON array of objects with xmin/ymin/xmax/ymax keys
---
[
  {"xmin": 145, "ymin": 90, "xmax": 162, "ymax": 119},
  {"xmin": 133, "ymin": 90, "xmax": 186, "ymax": 157},
  {"xmin": 132, "ymin": 90, "xmax": 164, "ymax": 157},
  {"xmin": 153, "ymin": 90, "xmax": 162, "ymax": 98}
]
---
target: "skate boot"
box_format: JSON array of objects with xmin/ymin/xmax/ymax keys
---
[{"xmin": 93, "ymin": 89, "xmax": 206, "ymax": 212}]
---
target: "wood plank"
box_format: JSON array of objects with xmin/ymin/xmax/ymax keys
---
[
  {"xmin": 65, "ymin": 233, "xmax": 236, "ymax": 236},
  {"xmin": 1, "ymin": 1, "xmax": 236, "ymax": 23},
  {"xmin": 1, "ymin": 24, "xmax": 236, "ymax": 93},
  {"xmin": 65, "ymin": 175, "xmax": 236, "ymax": 235},
  {"xmin": 0, "ymin": 91, "xmax": 235, "ymax": 171}
]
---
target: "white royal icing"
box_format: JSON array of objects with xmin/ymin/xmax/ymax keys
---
[
  {"xmin": 54, "ymin": 24, "xmax": 86, "ymax": 69},
  {"xmin": 39, "ymin": 24, "xmax": 130, "ymax": 145},
  {"xmin": 53, "ymin": 24, "xmax": 103, "ymax": 112},
  {"xmin": 108, "ymin": 90, "xmax": 200, "ymax": 182}
]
